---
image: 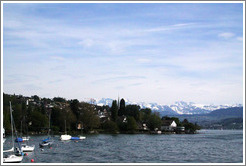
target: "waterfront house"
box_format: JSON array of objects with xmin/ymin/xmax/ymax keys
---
[
  {"xmin": 161, "ymin": 120, "xmax": 177, "ymax": 131},
  {"xmin": 137, "ymin": 122, "xmax": 149, "ymax": 133}
]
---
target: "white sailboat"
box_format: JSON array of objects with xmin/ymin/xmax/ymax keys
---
[
  {"xmin": 21, "ymin": 116, "xmax": 35, "ymax": 152},
  {"xmin": 60, "ymin": 120, "xmax": 71, "ymax": 141},
  {"xmin": 21, "ymin": 144, "xmax": 35, "ymax": 152},
  {"xmin": 3, "ymin": 102, "xmax": 23, "ymax": 163},
  {"xmin": 3, "ymin": 154, "xmax": 23, "ymax": 163}
]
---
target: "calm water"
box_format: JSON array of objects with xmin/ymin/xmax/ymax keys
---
[{"xmin": 3, "ymin": 130, "xmax": 243, "ymax": 163}]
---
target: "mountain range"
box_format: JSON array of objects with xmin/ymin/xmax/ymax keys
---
[{"xmin": 87, "ymin": 98, "xmax": 243, "ymax": 115}]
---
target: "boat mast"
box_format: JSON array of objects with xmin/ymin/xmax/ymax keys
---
[
  {"xmin": 65, "ymin": 120, "xmax": 67, "ymax": 135},
  {"xmin": 9, "ymin": 102, "xmax": 14, "ymax": 149},
  {"xmin": 48, "ymin": 110, "xmax": 51, "ymax": 136}
]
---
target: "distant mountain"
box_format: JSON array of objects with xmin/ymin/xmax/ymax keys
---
[
  {"xmin": 208, "ymin": 107, "xmax": 243, "ymax": 117},
  {"xmin": 89, "ymin": 98, "xmax": 243, "ymax": 115}
]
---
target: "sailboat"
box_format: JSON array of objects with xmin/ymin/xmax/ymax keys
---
[
  {"xmin": 15, "ymin": 121, "xmax": 23, "ymax": 142},
  {"xmin": 3, "ymin": 102, "xmax": 23, "ymax": 163},
  {"xmin": 21, "ymin": 143, "xmax": 35, "ymax": 152},
  {"xmin": 60, "ymin": 120, "xmax": 71, "ymax": 141},
  {"xmin": 39, "ymin": 110, "xmax": 53, "ymax": 147},
  {"xmin": 21, "ymin": 116, "xmax": 35, "ymax": 152}
]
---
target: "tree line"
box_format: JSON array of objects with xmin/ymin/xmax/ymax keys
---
[{"xmin": 3, "ymin": 93, "xmax": 200, "ymax": 135}]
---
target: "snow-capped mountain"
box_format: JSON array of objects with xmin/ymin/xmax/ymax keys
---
[{"xmin": 89, "ymin": 98, "xmax": 243, "ymax": 115}]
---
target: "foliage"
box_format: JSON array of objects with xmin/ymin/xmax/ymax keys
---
[
  {"xmin": 102, "ymin": 120, "xmax": 119, "ymax": 133},
  {"xmin": 110, "ymin": 100, "xmax": 118, "ymax": 122},
  {"xmin": 28, "ymin": 110, "xmax": 49, "ymax": 132},
  {"xmin": 126, "ymin": 116, "xmax": 137, "ymax": 132},
  {"xmin": 3, "ymin": 93, "xmax": 200, "ymax": 135},
  {"xmin": 125, "ymin": 105, "xmax": 140, "ymax": 121},
  {"xmin": 162, "ymin": 116, "xmax": 182, "ymax": 126},
  {"xmin": 147, "ymin": 113, "xmax": 162, "ymax": 131},
  {"xmin": 79, "ymin": 102, "xmax": 100, "ymax": 132},
  {"xmin": 53, "ymin": 97, "xmax": 66, "ymax": 103},
  {"xmin": 118, "ymin": 98, "xmax": 126, "ymax": 116},
  {"xmin": 181, "ymin": 119, "xmax": 200, "ymax": 133}
]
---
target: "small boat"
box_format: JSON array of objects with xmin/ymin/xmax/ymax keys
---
[
  {"xmin": 60, "ymin": 134, "xmax": 71, "ymax": 141},
  {"xmin": 39, "ymin": 137, "xmax": 53, "ymax": 147},
  {"xmin": 39, "ymin": 110, "xmax": 54, "ymax": 147},
  {"xmin": 70, "ymin": 136, "xmax": 86, "ymax": 140},
  {"xmin": 60, "ymin": 120, "xmax": 72, "ymax": 141},
  {"xmin": 3, "ymin": 102, "xmax": 23, "ymax": 163},
  {"xmin": 3, "ymin": 138, "xmax": 6, "ymax": 143},
  {"xmin": 21, "ymin": 144, "xmax": 35, "ymax": 152},
  {"xmin": 3, "ymin": 154, "xmax": 23, "ymax": 163}
]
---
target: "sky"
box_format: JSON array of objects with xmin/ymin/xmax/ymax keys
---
[{"xmin": 2, "ymin": 2, "xmax": 244, "ymax": 105}]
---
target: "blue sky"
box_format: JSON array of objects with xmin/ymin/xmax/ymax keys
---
[{"xmin": 3, "ymin": 2, "xmax": 244, "ymax": 105}]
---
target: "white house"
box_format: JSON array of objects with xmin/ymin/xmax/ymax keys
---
[{"xmin": 161, "ymin": 120, "xmax": 177, "ymax": 131}]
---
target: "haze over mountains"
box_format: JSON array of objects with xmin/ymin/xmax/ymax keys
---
[{"xmin": 85, "ymin": 98, "xmax": 243, "ymax": 115}]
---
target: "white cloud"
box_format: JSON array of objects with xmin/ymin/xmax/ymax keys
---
[
  {"xmin": 3, "ymin": 4, "xmax": 243, "ymax": 105},
  {"xmin": 78, "ymin": 39, "xmax": 94, "ymax": 47},
  {"xmin": 50, "ymin": 56, "xmax": 65, "ymax": 61},
  {"xmin": 136, "ymin": 58, "xmax": 151, "ymax": 63},
  {"xmin": 236, "ymin": 37, "xmax": 243, "ymax": 41},
  {"xmin": 218, "ymin": 32, "xmax": 235, "ymax": 39}
]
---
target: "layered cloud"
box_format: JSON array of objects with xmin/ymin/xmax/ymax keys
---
[{"xmin": 3, "ymin": 3, "xmax": 243, "ymax": 105}]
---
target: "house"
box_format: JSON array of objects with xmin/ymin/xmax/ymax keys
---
[
  {"xmin": 118, "ymin": 116, "xmax": 127, "ymax": 123},
  {"xmin": 161, "ymin": 120, "xmax": 177, "ymax": 131},
  {"xmin": 137, "ymin": 122, "xmax": 149, "ymax": 132}
]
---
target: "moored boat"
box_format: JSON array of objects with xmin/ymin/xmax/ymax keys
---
[
  {"xmin": 39, "ymin": 138, "xmax": 53, "ymax": 147},
  {"xmin": 21, "ymin": 144, "xmax": 35, "ymax": 152},
  {"xmin": 60, "ymin": 120, "xmax": 72, "ymax": 141},
  {"xmin": 3, "ymin": 154, "xmax": 23, "ymax": 163},
  {"xmin": 3, "ymin": 102, "xmax": 23, "ymax": 163},
  {"xmin": 60, "ymin": 134, "xmax": 72, "ymax": 141},
  {"xmin": 70, "ymin": 136, "xmax": 86, "ymax": 140}
]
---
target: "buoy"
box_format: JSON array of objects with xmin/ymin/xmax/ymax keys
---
[
  {"xmin": 50, "ymin": 147, "xmax": 52, "ymax": 149},
  {"xmin": 23, "ymin": 140, "xmax": 24, "ymax": 142},
  {"xmin": 31, "ymin": 159, "xmax": 34, "ymax": 162},
  {"xmin": 25, "ymin": 153, "xmax": 28, "ymax": 156}
]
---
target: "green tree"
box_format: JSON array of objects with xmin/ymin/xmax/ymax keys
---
[
  {"xmin": 147, "ymin": 113, "xmax": 162, "ymax": 131},
  {"xmin": 29, "ymin": 110, "xmax": 49, "ymax": 132},
  {"xmin": 102, "ymin": 121, "xmax": 119, "ymax": 133},
  {"xmin": 110, "ymin": 100, "xmax": 118, "ymax": 122},
  {"xmin": 70, "ymin": 99, "xmax": 80, "ymax": 120},
  {"xmin": 140, "ymin": 108, "xmax": 152, "ymax": 122},
  {"xmin": 125, "ymin": 105, "xmax": 140, "ymax": 122},
  {"xmin": 118, "ymin": 98, "xmax": 126, "ymax": 116},
  {"xmin": 126, "ymin": 116, "xmax": 137, "ymax": 132},
  {"xmin": 79, "ymin": 102, "xmax": 100, "ymax": 132},
  {"xmin": 53, "ymin": 97, "xmax": 66, "ymax": 103}
]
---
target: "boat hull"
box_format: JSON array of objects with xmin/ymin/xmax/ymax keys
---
[
  {"xmin": 22, "ymin": 145, "xmax": 35, "ymax": 152},
  {"xmin": 70, "ymin": 136, "xmax": 86, "ymax": 140},
  {"xmin": 60, "ymin": 134, "xmax": 71, "ymax": 141},
  {"xmin": 39, "ymin": 141, "xmax": 53, "ymax": 147},
  {"xmin": 3, "ymin": 154, "xmax": 23, "ymax": 163}
]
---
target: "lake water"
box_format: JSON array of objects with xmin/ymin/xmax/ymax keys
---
[{"xmin": 3, "ymin": 130, "xmax": 243, "ymax": 163}]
